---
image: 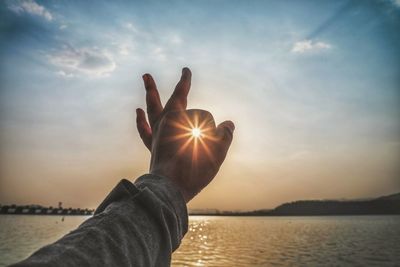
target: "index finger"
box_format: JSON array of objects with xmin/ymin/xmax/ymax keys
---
[{"xmin": 164, "ymin": 67, "xmax": 192, "ymax": 112}]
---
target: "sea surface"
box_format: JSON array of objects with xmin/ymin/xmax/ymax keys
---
[{"xmin": 0, "ymin": 215, "xmax": 399, "ymax": 266}]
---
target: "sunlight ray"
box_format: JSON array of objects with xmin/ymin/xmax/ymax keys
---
[{"xmin": 198, "ymin": 137, "xmax": 217, "ymax": 164}]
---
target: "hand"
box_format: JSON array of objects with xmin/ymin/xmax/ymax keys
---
[{"xmin": 136, "ymin": 68, "xmax": 235, "ymax": 202}]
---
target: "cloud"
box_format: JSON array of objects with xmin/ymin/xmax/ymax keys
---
[
  {"xmin": 152, "ymin": 47, "xmax": 166, "ymax": 61},
  {"xmin": 55, "ymin": 70, "xmax": 74, "ymax": 78},
  {"xmin": 123, "ymin": 22, "xmax": 138, "ymax": 32},
  {"xmin": 393, "ymin": 0, "xmax": 400, "ymax": 7},
  {"xmin": 291, "ymin": 40, "xmax": 331, "ymax": 53},
  {"xmin": 118, "ymin": 43, "xmax": 134, "ymax": 55},
  {"xmin": 170, "ymin": 34, "xmax": 182, "ymax": 45},
  {"xmin": 8, "ymin": 0, "xmax": 53, "ymax": 21},
  {"xmin": 49, "ymin": 45, "xmax": 116, "ymax": 77}
]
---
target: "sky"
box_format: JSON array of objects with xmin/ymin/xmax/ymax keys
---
[{"xmin": 0, "ymin": 0, "xmax": 399, "ymax": 210}]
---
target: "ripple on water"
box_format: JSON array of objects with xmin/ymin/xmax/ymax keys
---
[{"xmin": 172, "ymin": 216, "xmax": 400, "ymax": 267}]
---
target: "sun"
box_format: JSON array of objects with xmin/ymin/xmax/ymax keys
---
[
  {"xmin": 191, "ymin": 127, "xmax": 202, "ymax": 138},
  {"xmin": 166, "ymin": 112, "xmax": 217, "ymax": 162}
]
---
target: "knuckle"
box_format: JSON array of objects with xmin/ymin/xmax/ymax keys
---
[{"xmin": 163, "ymin": 110, "xmax": 181, "ymax": 120}]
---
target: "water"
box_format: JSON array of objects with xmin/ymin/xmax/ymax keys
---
[
  {"xmin": 173, "ymin": 216, "xmax": 400, "ymax": 266},
  {"xmin": 0, "ymin": 216, "xmax": 399, "ymax": 266}
]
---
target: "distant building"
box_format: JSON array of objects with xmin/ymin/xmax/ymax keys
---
[{"xmin": 0, "ymin": 203, "xmax": 94, "ymax": 216}]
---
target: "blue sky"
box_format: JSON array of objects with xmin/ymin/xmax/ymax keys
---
[{"xmin": 1, "ymin": 0, "xmax": 399, "ymax": 210}]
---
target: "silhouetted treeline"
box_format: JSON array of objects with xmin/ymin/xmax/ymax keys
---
[
  {"xmin": 0, "ymin": 204, "xmax": 94, "ymax": 216},
  {"xmin": 268, "ymin": 192, "xmax": 400, "ymax": 216},
  {"xmin": 189, "ymin": 192, "xmax": 400, "ymax": 216}
]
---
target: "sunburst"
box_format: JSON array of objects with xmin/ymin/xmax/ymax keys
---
[
  {"xmin": 165, "ymin": 112, "xmax": 219, "ymax": 163},
  {"xmin": 191, "ymin": 127, "xmax": 202, "ymax": 138}
]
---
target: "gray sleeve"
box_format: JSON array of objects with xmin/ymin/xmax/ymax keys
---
[{"xmin": 11, "ymin": 174, "xmax": 188, "ymax": 267}]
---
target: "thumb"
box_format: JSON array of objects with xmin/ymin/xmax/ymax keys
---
[{"xmin": 216, "ymin": 120, "xmax": 235, "ymax": 150}]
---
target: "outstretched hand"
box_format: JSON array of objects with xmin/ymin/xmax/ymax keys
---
[{"xmin": 136, "ymin": 68, "xmax": 234, "ymax": 202}]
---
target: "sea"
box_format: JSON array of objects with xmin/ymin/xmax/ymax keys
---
[{"xmin": 0, "ymin": 215, "xmax": 399, "ymax": 266}]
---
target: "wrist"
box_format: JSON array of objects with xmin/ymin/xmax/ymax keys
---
[{"xmin": 149, "ymin": 169, "xmax": 194, "ymax": 203}]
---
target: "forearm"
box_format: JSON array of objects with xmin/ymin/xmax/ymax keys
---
[{"xmin": 11, "ymin": 174, "xmax": 188, "ymax": 267}]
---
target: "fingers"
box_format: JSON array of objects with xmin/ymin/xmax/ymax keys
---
[
  {"xmin": 216, "ymin": 120, "xmax": 235, "ymax": 151},
  {"xmin": 143, "ymin": 74, "xmax": 163, "ymax": 127},
  {"xmin": 164, "ymin": 67, "xmax": 192, "ymax": 112},
  {"xmin": 136, "ymin": 108, "xmax": 152, "ymax": 150}
]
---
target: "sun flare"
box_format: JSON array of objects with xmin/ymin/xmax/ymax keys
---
[
  {"xmin": 167, "ymin": 112, "xmax": 218, "ymax": 163},
  {"xmin": 191, "ymin": 127, "xmax": 202, "ymax": 138}
]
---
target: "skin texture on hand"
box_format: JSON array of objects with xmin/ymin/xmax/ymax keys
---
[{"xmin": 136, "ymin": 68, "xmax": 234, "ymax": 202}]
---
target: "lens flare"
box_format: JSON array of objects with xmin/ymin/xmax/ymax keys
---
[
  {"xmin": 165, "ymin": 111, "xmax": 219, "ymax": 164},
  {"xmin": 191, "ymin": 127, "xmax": 202, "ymax": 138}
]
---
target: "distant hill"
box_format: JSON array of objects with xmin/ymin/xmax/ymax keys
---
[
  {"xmin": 189, "ymin": 192, "xmax": 400, "ymax": 216},
  {"xmin": 376, "ymin": 192, "xmax": 400, "ymax": 201}
]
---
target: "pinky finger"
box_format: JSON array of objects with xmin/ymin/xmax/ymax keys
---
[{"xmin": 136, "ymin": 108, "xmax": 152, "ymax": 150}]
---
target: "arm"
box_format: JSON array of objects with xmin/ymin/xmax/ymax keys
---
[{"xmin": 11, "ymin": 175, "xmax": 187, "ymax": 267}]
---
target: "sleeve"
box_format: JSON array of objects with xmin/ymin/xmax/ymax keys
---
[{"xmin": 10, "ymin": 174, "xmax": 188, "ymax": 267}]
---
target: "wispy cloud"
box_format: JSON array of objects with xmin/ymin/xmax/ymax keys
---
[
  {"xmin": 170, "ymin": 34, "xmax": 183, "ymax": 45},
  {"xmin": 8, "ymin": 0, "xmax": 53, "ymax": 21},
  {"xmin": 291, "ymin": 40, "xmax": 331, "ymax": 53},
  {"xmin": 48, "ymin": 45, "xmax": 116, "ymax": 78},
  {"xmin": 123, "ymin": 22, "xmax": 138, "ymax": 33},
  {"xmin": 152, "ymin": 47, "xmax": 167, "ymax": 61},
  {"xmin": 117, "ymin": 43, "xmax": 135, "ymax": 56},
  {"xmin": 55, "ymin": 70, "xmax": 74, "ymax": 79}
]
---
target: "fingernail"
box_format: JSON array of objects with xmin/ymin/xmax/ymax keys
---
[
  {"xmin": 227, "ymin": 126, "xmax": 234, "ymax": 135},
  {"xmin": 142, "ymin": 74, "xmax": 148, "ymax": 82},
  {"xmin": 227, "ymin": 121, "xmax": 235, "ymax": 133},
  {"xmin": 181, "ymin": 67, "xmax": 191, "ymax": 79}
]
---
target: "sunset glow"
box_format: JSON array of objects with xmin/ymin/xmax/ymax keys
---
[{"xmin": 0, "ymin": 0, "xmax": 399, "ymax": 211}]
